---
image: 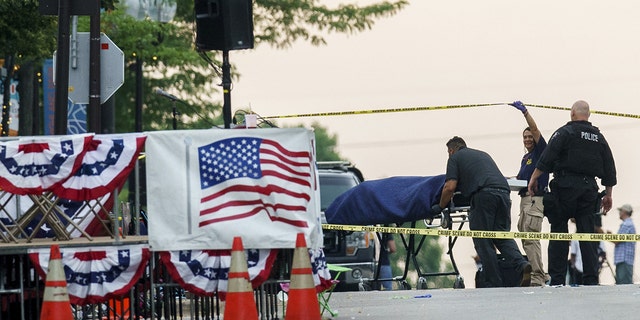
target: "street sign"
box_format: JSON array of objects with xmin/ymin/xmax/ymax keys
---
[{"xmin": 64, "ymin": 32, "xmax": 124, "ymax": 104}]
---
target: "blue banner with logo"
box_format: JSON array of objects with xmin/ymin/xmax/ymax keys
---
[{"xmin": 42, "ymin": 58, "xmax": 87, "ymax": 135}]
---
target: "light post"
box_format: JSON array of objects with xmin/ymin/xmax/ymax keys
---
[
  {"xmin": 122, "ymin": 2, "xmax": 176, "ymax": 318},
  {"xmin": 123, "ymin": 0, "xmax": 177, "ymax": 225}
]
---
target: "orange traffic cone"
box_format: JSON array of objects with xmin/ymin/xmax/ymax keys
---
[
  {"xmin": 223, "ymin": 236, "xmax": 258, "ymax": 320},
  {"xmin": 285, "ymin": 233, "xmax": 321, "ymax": 320},
  {"xmin": 40, "ymin": 245, "xmax": 73, "ymax": 320}
]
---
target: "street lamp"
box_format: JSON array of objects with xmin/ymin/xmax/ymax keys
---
[
  {"xmin": 124, "ymin": 0, "xmax": 177, "ymax": 23},
  {"xmin": 122, "ymin": 3, "xmax": 176, "ymax": 318}
]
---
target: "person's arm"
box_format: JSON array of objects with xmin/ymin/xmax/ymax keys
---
[
  {"xmin": 387, "ymin": 237, "xmax": 397, "ymax": 254},
  {"xmin": 439, "ymin": 179, "xmax": 457, "ymax": 209},
  {"xmin": 528, "ymin": 168, "xmax": 542, "ymax": 195},
  {"xmin": 523, "ymin": 111, "xmax": 542, "ymax": 143},
  {"xmin": 601, "ymin": 186, "xmax": 613, "ymax": 214},
  {"xmin": 510, "ymin": 101, "xmax": 542, "ymax": 143}
]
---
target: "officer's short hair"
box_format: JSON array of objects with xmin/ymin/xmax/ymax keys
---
[{"xmin": 446, "ymin": 136, "xmax": 466, "ymax": 151}]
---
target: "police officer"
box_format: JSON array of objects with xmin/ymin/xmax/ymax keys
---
[{"xmin": 528, "ymin": 100, "xmax": 616, "ymax": 286}]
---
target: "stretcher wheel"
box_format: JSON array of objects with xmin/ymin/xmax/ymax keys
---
[
  {"xmin": 417, "ymin": 277, "xmax": 428, "ymax": 289},
  {"xmin": 453, "ymin": 276, "xmax": 465, "ymax": 289},
  {"xmin": 399, "ymin": 280, "xmax": 412, "ymax": 290},
  {"xmin": 358, "ymin": 282, "xmax": 372, "ymax": 291}
]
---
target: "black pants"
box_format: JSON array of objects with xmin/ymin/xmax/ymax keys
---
[
  {"xmin": 469, "ymin": 190, "xmax": 527, "ymax": 287},
  {"xmin": 547, "ymin": 176, "xmax": 599, "ymax": 285},
  {"xmin": 568, "ymin": 260, "xmax": 583, "ymax": 285}
]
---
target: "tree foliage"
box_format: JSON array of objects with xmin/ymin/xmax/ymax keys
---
[
  {"xmin": 93, "ymin": 0, "xmax": 408, "ymax": 132},
  {"xmin": 0, "ymin": 0, "xmax": 57, "ymax": 61},
  {"xmin": 391, "ymin": 234, "xmax": 456, "ymax": 289},
  {"xmin": 282, "ymin": 121, "xmax": 343, "ymax": 161},
  {"xmin": 252, "ymin": 0, "xmax": 409, "ymax": 48},
  {"xmin": 0, "ymin": 0, "xmax": 407, "ymax": 133},
  {"xmin": 311, "ymin": 121, "xmax": 342, "ymax": 161},
  {"xmin": 0, "ymin": 0, "xmax": 57, "ymax": 136}
]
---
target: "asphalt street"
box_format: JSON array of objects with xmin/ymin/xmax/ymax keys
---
[{"xmin": 324, "ymin": 284, "xmax": 640, "ymax": 319}]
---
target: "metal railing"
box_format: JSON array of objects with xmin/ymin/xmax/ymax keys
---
[{"xmin": 0, "ymin": 249, "xmax": 293, "ymax": 320}]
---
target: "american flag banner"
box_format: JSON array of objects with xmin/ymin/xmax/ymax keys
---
[
  {"xmin": 0, "ymin": 134, "xmax": 93, "ymax": 195},
  {"xmin": 52, "ymin": 133, "xmax": 146, "ymax": 201},
  {"xmin": 197, "ymin": 136, "xmax": 311, "ymax": 228},
  {"xmin": 28, "ymin": 244, "xmax": 150, "ymax": 305},
  {"xmin": 146, "ymin": 128, "xmax": 322, "ymax": 251}
]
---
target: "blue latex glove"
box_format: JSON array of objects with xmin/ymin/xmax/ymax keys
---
[{"xmin": 509, "ymin": 101, "xmax": 527, "ymax": 114}]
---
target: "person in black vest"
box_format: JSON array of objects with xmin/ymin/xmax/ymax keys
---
[
  {"xmin": 432, "ymin": 136, "xmax": 531, "ymax": 287},
  {"xmin": 528, "ymin": 100, "xmax": 617, "ymax": 286}
]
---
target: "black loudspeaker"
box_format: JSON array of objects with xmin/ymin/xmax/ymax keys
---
[{"xmin": 195, "ymin": 0, "xmax": 254, "ymax": 51}]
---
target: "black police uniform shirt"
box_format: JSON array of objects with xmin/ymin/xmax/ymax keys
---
[
  {"xmin": 536, "ymin": 120, "xmax": 616, "ymax": 187},
  {"xmin": 445, "ymin": 147, "xmax": 509, "ymax": 198}
]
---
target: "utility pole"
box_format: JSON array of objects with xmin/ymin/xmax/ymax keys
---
[
  {"xmin": 53, "ymin": 0, "xmax": 71, "ymax": 135},
  {"xmin": 39, "ymin": 0, "xmax": 99, "ymax": 135},
  {"xmin": 88, "ymin": 3, "xmax": 101, "ymax": 133}
]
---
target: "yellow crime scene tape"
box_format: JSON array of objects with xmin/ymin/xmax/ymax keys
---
[
  {"xmin": 264, "ymin": 102, "xmax": 640, "ymax": 120},
  {"xmin": 275, "ymin": 103, "xmax": 640, "ymax": 242},
  {"xmin": 322, "ymin": 223, "xmax": 640, "ymax": 242},
  {"xmin": 527, "ymin": 104, "xmax": 640, "ymax": 119},
  {"xmin": 264, "ymin": 103, "xmax": 503, "ymax": 119}
]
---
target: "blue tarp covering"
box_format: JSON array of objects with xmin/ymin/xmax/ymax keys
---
[{"xmin": 325, "ymin": 175, "xmax": 446, "ymax": 225}]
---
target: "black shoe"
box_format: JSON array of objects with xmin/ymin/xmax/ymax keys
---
[{"xmin": 520, "ymin": 263, "xmax": 532, "ymax": 287}]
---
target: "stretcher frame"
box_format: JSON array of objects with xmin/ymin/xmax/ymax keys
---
[{"xmin": 369, "ymin": 195, "xmax": 470, "ymax": 290}]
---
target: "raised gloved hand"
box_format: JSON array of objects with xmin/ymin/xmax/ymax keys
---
[{"xmin": 509, "ymin": 101, "xmax": 527, "ymax": 114}]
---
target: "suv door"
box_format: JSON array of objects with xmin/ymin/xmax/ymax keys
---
[{"xmin": 318, "ymin": 163, "xmax": 376, "ymax": 291}]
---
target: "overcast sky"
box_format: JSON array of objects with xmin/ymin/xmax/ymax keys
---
[{"xmin": 229, "ymin": 0, "xmax": 640, "ymax": 286}]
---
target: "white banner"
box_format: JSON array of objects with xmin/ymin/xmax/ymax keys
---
[{"xmin": 146, "ymin": 128, "xmax": 321, "ymax": 250}]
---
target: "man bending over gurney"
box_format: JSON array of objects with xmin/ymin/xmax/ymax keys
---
[{"xmin": 431, "ymin": 136, "xmax": 532, "ymax": 287}]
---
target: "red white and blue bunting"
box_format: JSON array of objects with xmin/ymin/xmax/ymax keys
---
[
  {"xmin": 0, "ymin": 133, "xmax": 146, "ymax": 201},
  {"xmin": 161, "ymin": 247, "xmax": 333, "ymax": 300},
  {"xmin": 52, "ymin": 134, "xmax": 146, "ymax": 201},
  {"xmin": 0, "ymin": 134, "xmax": 93, "ymax": 195},
  {"xmin": 160, "ymin": 249, "xmax": 277, "ymax": 300},
  {"xmin": 28, "ymin": 244, "xmax": 150, "ymax": 305}
]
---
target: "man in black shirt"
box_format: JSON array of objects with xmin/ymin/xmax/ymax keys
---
[
  {"xmin": 528, "ymin": 100, "xmax": 616, "ymax": 286},
  {"xmin": 432, "ymin": 136, "xmax": 531, "ymax": 287}
]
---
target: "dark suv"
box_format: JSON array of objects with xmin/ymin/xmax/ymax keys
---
[{"xmin": 318, "ymin": 161, "xmax": 376, "ymax": 291}]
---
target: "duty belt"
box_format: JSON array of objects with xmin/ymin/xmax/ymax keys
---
[
  {"xmin": 553, "ymin": 170, "xmax": 592, "ymax": 178},
  {"xmin": 518, "ymin": 189, "xmax": 544, "ymax": 197},
  {"xmin": 476, "ymin": 187, "xmax": 509, "ymax": 194}
]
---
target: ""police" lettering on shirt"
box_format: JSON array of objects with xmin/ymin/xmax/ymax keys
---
[{"xmin": 580, "ymin": 131, "xmax": 599, "ymax": 142}]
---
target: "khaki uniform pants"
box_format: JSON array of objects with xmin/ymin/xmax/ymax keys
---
[{"xmin": 518, "ymin": 196, "xmax": 546, "ymax": 286}]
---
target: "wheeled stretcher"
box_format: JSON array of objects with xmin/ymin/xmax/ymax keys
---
[{"xmin": 324, "ymin": 174, "xmax": 470, "ymax": 289}]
